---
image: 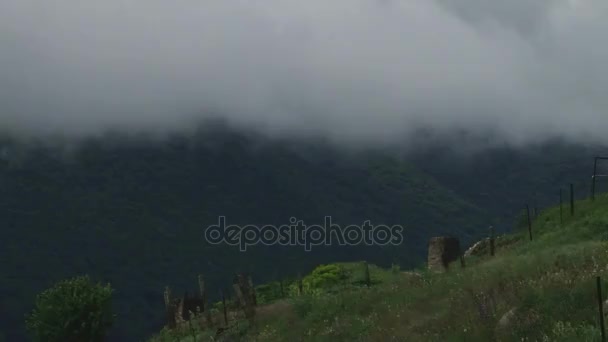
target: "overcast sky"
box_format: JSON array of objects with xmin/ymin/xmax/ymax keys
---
[{"xmin": 1, "ymin": 0, "xmax": 607, "ymax": 148}]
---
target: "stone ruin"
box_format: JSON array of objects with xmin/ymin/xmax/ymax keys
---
[
  {"xmin": 232, "ymin": 273, "xmax": 257, "ymax": 322},
  {"xmin": 427, "ymin": 236, "xmax": 461, "ymax": 272},
  {"xmin": 163, "ymin": 273, "xmax": 258, "ymax": 330},
  {"xmin": 164, "ymin": 275, "xmax": 208, "ymax": 329},
  {"xmin": 164, "ymin": 289, "xmax": 206, "ymax": 329}
]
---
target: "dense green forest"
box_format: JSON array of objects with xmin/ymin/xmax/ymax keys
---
[
  {"xmin": 0, "ymin": 129, "xmax": 604, "ymax": 341},
  {"xmin": 408, "ymin": 140, "xmax": 607, "ymax": 233}
]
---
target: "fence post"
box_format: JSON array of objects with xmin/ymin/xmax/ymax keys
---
[
  {"xmin": 248, "ymin": 274, "xmax": 257, "ymax": 306},
  {"xmin": 460, "ymin": 253, "xmax": 466, "ymax": 268},
  {"xmin": 221, "ymin": 289, "xmax": 228, "ymax": 326},
  {"xmin": 298, "ymin": 273, "xmax": 303, "ymax": 295},
  {"xmin": 164, "ymin": 286, "xmax": 176, "ymax": 329},
  {"xmin": 570, "ymin": 183, "xmax": 575, "ymax": 216},
  {"xmin": 233, "ymin": 273, "xmax": 256, "ymax": 323},
  {"xmin": 198, "ymin": 274, "xmax": 206, "ymax": 312},
  {"xmin": 560, "ymin": 188, "xmax": 563, "ymax": 224},
  {"xmin": 364, "ymin": 261, "xmax": 371, "ymax": 287},
  {"xmin": 489, "ymin": 226, "xmax": 495, "ymax": 256},
  {"xmin": 526, "ymin": 204, "xmax": 533, "ymax": 241},
  {"xmin": 592, "ymin": 157, "xmax": 598, "ymax": 201},
  {"xmin": 598, "ymin": 276, "xmax": 606, "ymax": 342}
]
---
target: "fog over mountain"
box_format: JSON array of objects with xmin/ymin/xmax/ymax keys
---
[{"xmin": 1, "ymin": 0, "xmax": 607, "ymax": 148}]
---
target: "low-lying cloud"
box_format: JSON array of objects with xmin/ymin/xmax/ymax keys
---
[{"xmin": 1, "ymin": 0, "xmax": 607, "ymax": 148}]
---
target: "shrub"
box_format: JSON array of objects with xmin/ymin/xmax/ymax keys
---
[
  {"xmin": 304, "ymin": 264, "xmax": 348, "ymax": 290},
  {"xmin": 25, "ymin": 275, "xmax": 114, "ymax": 342}
]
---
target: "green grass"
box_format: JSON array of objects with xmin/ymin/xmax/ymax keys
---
[{"xmin": 149, "ymin": 193, "xmax": 608, "ymax": 341}]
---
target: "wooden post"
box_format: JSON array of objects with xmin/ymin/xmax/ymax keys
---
[
  {"xmin": 570, "ymin": 183, "xmax": 575, "ymax": 216},
  {"xmin": 460, "ymin": 253, "xmax": 466, "ymax": 268},
  {"xmin": 233, "ymin": 274, "xmax": 256, "ymax": 322},
  {"xmin": 560, "ymin": 188, "xmax": 563, "ymax": 224},
  {"xmin": 198, "ymin": 275, "xmax": 204, "ymax": 297},
  {"xmin": 489, "ymin": 226, "xmax": 495, "ymax": 257},
  {"xmin": 526, "ymin": 204, "xmax": 533, "ymax": 241},
  {"xmin": 298, "ymin": 273, "xmax": 303, "ymax": 295},
  {"xmin": 164, "ymin": 286, "xmax": 171, "ymax": 308},
  {"xmin": 598, "ymin": 276, "xmax": 606, "ymax": 342},
  {"xmin": 364, "ymin": 261, "xmax": 371, "ymax": 287},
  {"xmin": 180, "ymin": 291, "xmax": 188, "ymax": 323},
  {"xmin": 279, "ymin": 279, "xmax": 285, "ymax": 298},
  {"xmin": 232, "ymin": 283, "xmax": 245, "ymax": 308},
  {"xmin": 198, "ymin": 274, "xmax": 206, "ymax": 312},
  {"xmin": 164, "ymin": 286, "xmax": 176, "ymax": 329},
  {"xmin": 592, "ymin": 157, "xmax": 598, "ymax": 201},
  {"xmin": 248, "ymin": 274, "xmax": 257, "ymax": 306},
  {"xmin": 221, "ymin": 290, "xmax": 228, "ymax": 326}
]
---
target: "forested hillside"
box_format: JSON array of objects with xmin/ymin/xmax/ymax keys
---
[
  {"xmin": 408, "ymin": 141, "xmax": 607, "ymax": 234},
  {"xmin": 0, "ymin": 129, "xmax": 604, "ymax": 341},
  {"xmin": 0, "ymin": 131, "xmax": 488, "ymax": 341}
]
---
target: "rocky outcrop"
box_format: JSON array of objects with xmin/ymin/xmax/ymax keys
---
[
  {"xmin": 465, "ymin": 234, "xmax": 522, "ymax": 258},
  {"xmin": 427, "ymin": 237, "xmax": 461, "ymax": 272},
  {"xmin": 494, "ymin": 307, "xmax": 518, "ymax": 340},
  {"xmin": 496, "ymin": 307, "xmax": 518, "ymax": 330},
  {"xmin": 464, "ymin": 238, "xmax": 490, "ymax": 257}
]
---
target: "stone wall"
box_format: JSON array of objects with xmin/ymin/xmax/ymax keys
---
[{"xmin": 427, "ymin": 237, "xmax": 461, "ymax": 272}]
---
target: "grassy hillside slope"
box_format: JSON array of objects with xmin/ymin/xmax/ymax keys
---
[{"xmin": 153, "ymin": 192, "xmax": 608, "ymax": 341}]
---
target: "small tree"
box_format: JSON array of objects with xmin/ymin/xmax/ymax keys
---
[{"xmin": 25, "ymin": 275, "xmax": 114, "ymax": 342}]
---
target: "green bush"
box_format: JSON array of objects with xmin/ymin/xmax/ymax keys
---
[
  {"xmin": 303, "ymin": 264, "xmax": 348, "ymax": 290},
  {"xmin": 25, "ymin": 275, "xmax": 114, "ymax": 342}
]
